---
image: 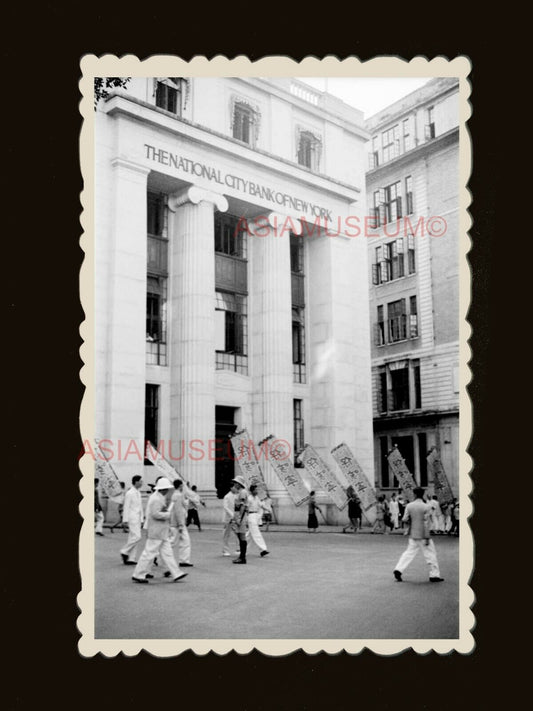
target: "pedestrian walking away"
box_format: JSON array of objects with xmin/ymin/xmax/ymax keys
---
[
  {"xmin": 131, "ymin": 478, "xmax": 188, "ymax": 584},
  {"xmin": 393, "ymin": 486, "xmax": 444, "ymax": 583},
  {"xmin": 307, "ymin": 491, "xmax": 322, "ymax": 532},
  {"xmin": 95, "ymin": 478, "xmax": 105, "ymax": 536},
  {"xmin": 120, "ymin": 475, "xmax": 144, "ymax": 565},
  {"xmin": 230, "ymin": 476, "xmax": 249, "ymax": 564},
  {"xmin": 247, "ymin": 484, "xmax": 270, "ymax": 557},
  {"xmin": 186, "ymin": 485, "xmax": 205, "ymax": 531}
]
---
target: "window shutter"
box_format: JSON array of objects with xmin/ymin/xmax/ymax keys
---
[{"xmin": 380, "ymin": 260, "xmax": 389, "ymax": 282}]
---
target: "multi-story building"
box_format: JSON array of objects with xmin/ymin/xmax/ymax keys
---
[
  {"xmin": 94, "ymin": 77, "xmax": 373, "ymax": 523},
  {"xmin": 365, "ymin": 77, "xmax": 460, "ymax": 496}
]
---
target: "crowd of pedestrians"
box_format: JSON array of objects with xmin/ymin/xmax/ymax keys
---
[{"xmin": 95, "ymin": 477, "xmax": 458, "ymax": 586}]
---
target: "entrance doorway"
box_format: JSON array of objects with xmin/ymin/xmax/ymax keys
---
[{"xmin": 215, "ymin": 406, "xmax": 237, "ymax": 499}]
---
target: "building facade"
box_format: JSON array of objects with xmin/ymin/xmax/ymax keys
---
[
  {"xmin": 94, "ymin": 77, "xmax": 373, "ymax": 523},
  {"xmin": 365, "ymin": 78, "xmax": 460, "ymax": 496}
]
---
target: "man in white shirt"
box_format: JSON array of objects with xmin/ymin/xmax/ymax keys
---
[
  {"xmin": 168, "ymin": 479, "xmax": 193, "ymax": 568},
  {"xmin": 120, "ymin": 475, "xmax": 144, "ymax": 565},
  {"xmin": 222, "ymin": 485, "xmax": 236, "ymax": 556}
]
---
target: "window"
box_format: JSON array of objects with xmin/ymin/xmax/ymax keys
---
[
  {"xmin": 377, "ymin": 360, "xmax": 421, "ymax": 414},
  {"xmin": 292, "ymin": 308, "xmax": 306, "ymax": 383},
  {"xmin": 405, "ymin": 176, "xmax": 413, "ymax": 215},
  {"xmin": 144, "ymin": 384, "xmax": 159, "ymax": 464},
  {"xmin": 146, "ymin": 277, "xmax": 168, "ymax": 365},
  {"xmin": 413, "ymin": 359, "xmax": 422, "ymax": 408},
  {"xmin": 297, "ymin": 130, "xmax": 321, "ymax": 171},
  {"xmin": 372, "ymin": 181, "xmax": 402, "ymax": 227},
  {"xmin": 215, "ymin": 292, "xmax": 248, "ymax": 374},
  {"xmin": 407, "ymin": 234, "xmax": 416, "ymax": 274},
  {"xmin": 370, "ymin": 136, "xmax": 380, "ymax": 168},
  {"xmin": 376, "ymin": 305, "xmax": 386, "ymax": 346},
  {"xmin": 409, "ymin": 296, "xmax": 418, "ymax": 338},
  {"xmin": 376, "ymin": 296, "xmax": 418, "ymax": 345},
  {"xmin": 382, "ymin": 125, "xmax": 400, "ymax": 162},
  {"xmin": 155, "ymin": 78, "xmax": 183, "ymax": 115},
  {"xmin": 146, "ymin": 192, "xmax": 168, "ymax": 366},
  {"xmin": 372, "ymin": 238, "xmax": 405, "ymax": 285},
  {"xmin": 388, "ymin": 299, "xmax": 407, "ymax": 342},
  {"xmin": 214, "ymin": 214, "xmax": 247, "ymax": 258},
  {"xmin": 232, "ymin": 101, "xmax": 258, "ymax": 145},
  {"xmin": 403, "ymin": 118, "xmax": 412, "ymax": 152},
  {"xmin": 425, "ymin": 106, "xmax": 435, "ymax": 139},
  {"xmin": 293, "ymin": 399, "xmax": 304, "ymax": 466}
]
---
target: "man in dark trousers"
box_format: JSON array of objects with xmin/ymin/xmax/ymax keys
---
[{"xmin": 393, "ymin": 487, "xmax": 444, "ymax": 583}]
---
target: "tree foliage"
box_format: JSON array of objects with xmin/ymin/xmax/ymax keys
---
[{"xmin": 94, "ymin": 78, "xmax": 131, "ymax": 109}]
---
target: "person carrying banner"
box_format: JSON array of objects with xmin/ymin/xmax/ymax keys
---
[
  {"xmin": 247, "ymin": 484, "xmax": 270, "ymax": 557},
  {"xmin": 131, "ymin": 477, "xmax": 188, "ymax": 584},
  {"xmin": 342, "ymin": 488, "xmax": 362, "ymax": 533},
  {"xmin": 393, "ymin": 486, "xmax": 444, "ymax": 583},
  {"xmin": 307, "ymin": 491, "xmax": 322, "ymax": 533},
  {"xmin": 95, "ymin": 478, "xmax": 105, "ymax": 536},
  {"xmin": 231, "ymin": 475, "xmax": 249, "ymax": 564},
  {"xmin": 120, "ymin": 475, "xmax": 144, "ymax": 565}
]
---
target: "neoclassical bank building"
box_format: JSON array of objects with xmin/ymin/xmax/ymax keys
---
[{"xmin": 94, "ymin": 77, "xmax": 373, "ymax": 523}]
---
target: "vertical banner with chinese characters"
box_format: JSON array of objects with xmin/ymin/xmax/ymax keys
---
[
  {"xmin": 300, "ymin": 445, "xmax": 348, "ymax": 510},
  {"xmin": 94, "ymin": 439, "xmax": 124, "ymax": 499},
  {"xmin": 259, "ymin": 435, "xmax": 310, "ymax": 507},
  {"xmin": 230, "ymin": 428, "xmax": 268, "ymax": 499},
  {"xmin": 330, "ymin": 443, "xmax": 378, "ymax": 512},
  {"xmin": 426, "ymin": 446, "xmax": 455, "ymax": 506},
  {"xmin": 387, "ymin": 446, "xmax": 417, "ymax": 501},
  {"xmin": 144, "ymin": 442, "xmax": 194, "ymax": 497}
]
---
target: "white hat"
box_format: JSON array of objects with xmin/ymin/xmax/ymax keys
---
[
  {"xmin": 154, "ymin": 477, "xmax": 172, "ymax": 490},
  {"xmin": 231, "ymin": 475, "xmax": 246, "ymax": 488}
]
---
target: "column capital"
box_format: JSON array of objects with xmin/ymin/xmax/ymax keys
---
[
  {"xmin": 168, "ymin": 186, "xmax": 228, "ymax": 213},
  {"xmin": 246, "ymin": 211, "xmax": 303, "ymax": 237}
]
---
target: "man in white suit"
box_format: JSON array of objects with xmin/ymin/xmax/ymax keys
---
[
  {"xmin": 131, "ymin": 478, "xmax": 188, "ymax": 584},
  {"xmin": 393, "ymin": 487, "xmax": 444, "ymax": 583},
  {"xmin": 120, "ymin": 475, "xmax": 144, "ymax": 565}
]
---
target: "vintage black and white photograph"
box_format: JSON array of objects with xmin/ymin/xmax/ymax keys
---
[{"xmin": 78, "ymin": 55, "xmax": 473, "ymax": 656}]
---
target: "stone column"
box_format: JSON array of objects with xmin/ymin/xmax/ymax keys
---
[
  {"xmin": 168, "ymin": 186, "xmax": 228, "ymax": 490},
  {"xmin": 98, "ymin": 158, "xmax": 150, "ymax": 480},
  {"xmin": 249, "ymin": 212, "xmax": 296, "ymax": 492}
]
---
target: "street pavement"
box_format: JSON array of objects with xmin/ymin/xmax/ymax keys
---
[{"xmin": 95, "ymin": 525, "xmax": 459, "ymax": 640}]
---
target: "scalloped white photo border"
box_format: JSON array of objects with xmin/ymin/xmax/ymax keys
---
[{"xmin": 78, "ymin": 54, "xmax": 473, "ymax": 657}]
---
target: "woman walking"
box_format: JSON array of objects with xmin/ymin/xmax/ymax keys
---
[{"xmin": 307, "ymin": 491, "xmax": 322, "ymax": 533}]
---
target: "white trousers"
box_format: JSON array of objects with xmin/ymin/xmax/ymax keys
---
[
  {"xmin": 169, "ymin": 526, "xmax": 191, "ymax": 564},
  {"xmin": 95, "ymin": 511, "xmax": 104, "ymax": 533},
  {"xmin": 133, "ymin": 537, "xmax": 180, "ymax": 579},
  {"xmin": 247, "ymin": 513, "xmax": 267, "ymax": 552},
  {"xmin": 222, "ymin": 521, "xmax": 234, "ymax": 554},
  {"xmin": 395, "ymin": 538, "xmax": 441, "ymax": 578},
  {"xmin": 120, "ymin": 517, "xmax": 142, "ymax": 561}
]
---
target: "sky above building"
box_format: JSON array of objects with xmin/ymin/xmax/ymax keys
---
[{"xmin": 298, "ymin": 77, "xmax": 431, "ymax": 119}]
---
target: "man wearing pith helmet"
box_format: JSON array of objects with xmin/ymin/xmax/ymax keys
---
[
  {"xmin": 230, "ymin": 475, "xmax": 249, "ymax": 565},
  {"xmin": 132, "ymin": 477, "xmax": 188, "ymax": 584}
]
